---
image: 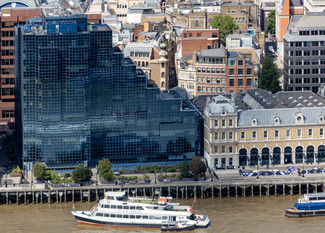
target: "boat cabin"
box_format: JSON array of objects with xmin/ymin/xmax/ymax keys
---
[{"xmin": 299, "ymin": 193, "xmax": 325, "ymax": 203}]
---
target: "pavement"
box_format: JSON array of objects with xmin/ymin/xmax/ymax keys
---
[{"xmin": 213, "ymin": 163, "xmax": 325, "ymax": 183}]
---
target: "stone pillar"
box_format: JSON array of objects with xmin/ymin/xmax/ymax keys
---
[
  {"xmin": 56, "ymin": 191, "xmax": 59, "ymax": 203},
  {"xmin": 32, "ymin": 191, "xmax": 34, "ymax": 204},
  {"xmin": 275, "ymin": 185, "xmax": 277, "ymax": 196},
  {"xmin": 48, "ymin": 191, "xmax": 51, "ymax": 204},
  {"xmin": 6, "ymin": 192, "xmax": 8, "ymax": 205},
  {"xmin": 88, "ymin": 190, "xmax": 91, "ymax": 202},
  {"xmin": 65, "ymin": 190, "xmax": 67, "ymax": 203},
  {"xmin": 281, "ymin": 151, "xmax": 285, "ymax": 165},
  {"xmin": 243, "ymin": 185, "xmax": 246, "ymax": 197},
  {"xmin": 24, "ymin": 192, "xmax": 27, "ymax": 204}
]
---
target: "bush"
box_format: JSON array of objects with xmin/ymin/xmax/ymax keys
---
[
  {"xmin": 149, "ymin": 168, "xmax": 155, "ymax": 173},
  {"xmin": 142, "ymin": 174, "xmax": 149, "ymax": 180},
  {"xmin": 168, "ymin": 167, "xmax": 176, "ymax": 172},
  {"xmin": 64, "ymin": 172, "xmax": 71, "ymax": 179}
]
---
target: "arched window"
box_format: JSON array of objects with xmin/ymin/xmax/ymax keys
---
[
  {"xmin": 195, "ymin": 20, "xmax": 199, "ymax": 27},
  {"xmin": 142, "ymin": 61, "xmax": 145, "ymax": 66},
  {"xmin": 161, "ymin": 82, "xmax": 165, "ymax": 87},
  {"xmin": 161, "ymin": 72, "xmax": 165, "ymax": 78}
]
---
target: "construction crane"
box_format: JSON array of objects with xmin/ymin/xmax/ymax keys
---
[{"xmin": 23, "ymin": 15, "xmax": 42, "ymax": 32}]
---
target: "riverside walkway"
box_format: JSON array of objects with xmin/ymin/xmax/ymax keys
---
[{"xmin": 0, "ymin": 164, "xmax": 324, "ymax": 204}]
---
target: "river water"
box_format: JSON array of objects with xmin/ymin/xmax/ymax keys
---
[{"xmin": 0, "ymin": 196, "xmax": 325, "ymax": 233}]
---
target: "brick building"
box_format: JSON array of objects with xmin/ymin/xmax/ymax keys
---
[{"xmin": 0, "ymin": 8, "xmax": 41, "ymax": 125}]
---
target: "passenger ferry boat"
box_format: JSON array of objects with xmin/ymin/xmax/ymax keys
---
[
  {"xmin": 285, "ymin": 192, "xmax": 325, "ymax": 217},
  {"xmin": 71, "ymin": 191, "xmax": 210, "ymax": 228}
]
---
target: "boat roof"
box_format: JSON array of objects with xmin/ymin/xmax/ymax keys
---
[
  {"xmin": 105, "ymin": 191, "xmax": 127, "ymax": 197},
  {"xmin": 304, "ymin": 192, "xmax": 325, "ymax": 197}
]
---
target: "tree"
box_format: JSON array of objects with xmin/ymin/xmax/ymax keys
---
[
  {"xmin": 32, "ymin": 162, "xmax": 46, "ymax": 180},
  {"xmin": 97, "ymin": 158, "xmax": 112, "ymax": 175},
  {"xmin": 72, "ymin": 164, "xmax": 92, "ymax": 184},
  {"xmin": 179, "ymin": 160, "xmax": 190, "ymax": 178},
  {"xmin": 189, "ymin": 156, "xmax": 206, "ymax": 177},
  {"xmin": 97, "ymin": 158, "xmax": 114, "ymax": 181},
  {"xmin": 259, "ymin": 55, "xmax": 281, "ymax": 93},
  {"xmin": 266, "ymin": 10, "xmax": 276, "ymax": 35},
  {"xmin": 210, "ymin": 15, "xmax": 239, "ymax": 46}
]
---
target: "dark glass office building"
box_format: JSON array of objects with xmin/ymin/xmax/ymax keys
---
[{"xmin": 15, "ymin": 10, "xmax": 202, "ymax": 171}]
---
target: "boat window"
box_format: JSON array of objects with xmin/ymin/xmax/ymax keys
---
[
  {"xmin": 162, "ymin": 216, "xmax": 168, "ymax": 220},
  {"xmin": 155, "ymin": 216, "xmax": 161, "ymax": 220},
  {"xmin": 123, "ymin": 206, "xmax": 129, "ymax": 209},
  {"xmin": 130, "ymin": 215, "xmax": 135, "ymax": 219},
  {"xmin": 96, "ymin": 213, "xmax": 104, "ymax": 217},
  {"xmin": 100, "ymin": 204, "xmax": 104, "ymax": 208},
  {"xmin": 117, "ymin": 214, "xmax": 122, "ymax": 218},
  {"xmin": 111, "ymin": 205, "xmax": 116, "ymax": 209},
  {"xmin": 117, "ymin": 205, "xmax": 123, "ymax": 209},
  {"xmin": 104, "ymin": 205, "xmax": 110, "ymax": 208},
  {"xmin": 116, "ymin": 196, "xmax": 127, "ymax": 201},
  {"xmin": 143, "ymin": 215, "xmax": 148, "ymax": 219},
  {"xmin": 149, "ymin": 216, "xmax": 155, "ymax": 219},
  {"xmin": 136, "ymin": 206, "xmax": 144, "ymax": 210},
  {"xmin": 106, "ymin": 196, "xmax": 114, "ymax": 200},
  {"xmin": 104, "ymin": 213, "xmax": 109, "ymax": 217},
  {"xmin": 153, "ymin": 207, "xmax": 158, "ymax": 210},
  {"xmin": 319, "ymin": 197, "xmax": 325, "ymax": 200},
  {"xmin": 136, "ymin": 215, "xmax": 141, "ymax": 219},
  {"xmin": 310, "ymin": 197, "xmax": 317, "ymax": 200},
  {"xmin": 130, "ymin": 206, "xmax": 136, "ymax": 210},
  {"xmin": 111, "ymin": 214, "xmax": 116, "ymax": 218},
  {"xmin": 123, "ymin": 215, "xmax": 129, "ymax": 218}
]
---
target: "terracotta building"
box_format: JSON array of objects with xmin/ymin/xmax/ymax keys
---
[{"xmin": 0, "ymin": 8, "xmax": 41, "ymax": 125}]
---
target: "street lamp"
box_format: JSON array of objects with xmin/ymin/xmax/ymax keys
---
[
  {"xmin": 256, "ymin": 155, "xmax": 261, "ymax": 180},
  {"xmin": 154, "ymin": 170, "xmax": 157, "ymax": 184},
  {"xmin": 95, "ymin": 164, "xmax": 98, "ymax": 186},
  {"xmin": 302, "ymin": 154, "xmax": 306, "ymax": 178}
]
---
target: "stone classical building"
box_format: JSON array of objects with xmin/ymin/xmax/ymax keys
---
[{"xmin": 201, "ymin": 89, "xmax": 325, "ymax": 169}]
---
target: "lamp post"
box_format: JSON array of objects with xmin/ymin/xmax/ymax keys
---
[
  {"xmin": 256, "ymin": 155, "xmax": 260, "ymax": 180},
  {"xmin": 95, "ymin": 164, "xmax": 98, "ymax": 186},
  {"xmin": 154, "ymin": 170, "xmax": 157, "ymax": 184},
  {"xmin": 302, "ymin": 154, "xmax": 306, "ymax": 178}
]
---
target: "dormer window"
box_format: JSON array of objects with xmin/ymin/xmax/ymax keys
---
[
  {"xmin": 295, "ymin": 111, "xmax": 304, "ymax": 124},
  {"xmin": 319, "ymin": 114, "xmax": 324, "ymax": 123},
  {"xmin": 221, "ymin": 107, "xmax": 226, "ymax": 115},
  {"xmin": 251, "ymin": 117, "xmax": 258, "ymax": 126},
  {"xmin": 274, "ymin": 115, "xmax": 280, "ymax": 125}
]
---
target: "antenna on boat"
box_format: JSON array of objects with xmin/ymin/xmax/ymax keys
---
[{"xmin": 191, "ymin": 197, "xmax": 197, "ymax": 209}]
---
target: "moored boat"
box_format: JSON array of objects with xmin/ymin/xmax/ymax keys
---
[
  {"xmin": 285, "ymin": 192, "xmax": 325, "ymax": 217},
  {"xmin": 71, "ymin": 191, "xmax": 210, "ymax": 228},
  {"xmin": 161, "ymin": 221, "xmax": 196, "ymax": 231}
]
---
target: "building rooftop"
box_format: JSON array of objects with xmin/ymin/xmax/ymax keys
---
[
  {"xmin": 244, "ymin": 88, "xmax": 325, "ymax": 109},
  {"xmin": 237, "ymin": 107, "xmax": 325, "ymax": 126},
  {"xmin": 197, "ymin": 48, "xmax": 225, "ymax": 58}
]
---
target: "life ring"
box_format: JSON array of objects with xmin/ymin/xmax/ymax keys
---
[
  {"xmin": 107, "ymin": 200, "xmax": 110, "ymax": 204},
  {"xmin": 176, "ymin": 225, "xmax": 179, "ymax": 229}
]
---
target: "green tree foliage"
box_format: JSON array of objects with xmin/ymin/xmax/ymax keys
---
[
  {"xmin": 98, "ymin": 158, "xmax": 114, "ymax": 181},
  {"xmin": 266, "ymin": 10, "xmax": 276, "ymax": 35},
  {"xmin": 32, "ymin": 162, "xmax": 46, "ymax": 180},
  {"xmin": 179, "ymin": 160, "xmax": 190, "ymax": 178},
  {"xmin": 98, "ymin": 158, "xmax": 112, "ymax": 175},
  {"xmin": 210, "ymin": 15, "xmax": 239, "ymax": 46},
  {"xmin": 72, "ymin": 164, "xmax": 92, "ymax": 184},
  {"xmin": 44, "ymin": 170, "xmax": 52, "ymax": 181},
  {"xmin": 189, "ymin": 156, "xmax": 206, "ymax": 177},
  {"xmin": 259, "ymin": 55, "xmax": 281, "ymax": 93}
]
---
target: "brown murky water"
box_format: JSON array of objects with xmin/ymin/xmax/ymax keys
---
[{"xmin": 0, "ymin": 196, "xmax": 324, "ymax": 233}]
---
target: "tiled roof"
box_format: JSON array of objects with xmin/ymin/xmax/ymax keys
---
[{"xmin": 238, "ymin": 107, "xmax": 325, "ymax": 126}]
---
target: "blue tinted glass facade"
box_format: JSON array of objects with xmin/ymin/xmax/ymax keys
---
[{"xmin": 16, "ymin": 14, "xmax": 202, "ymax": 171}]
